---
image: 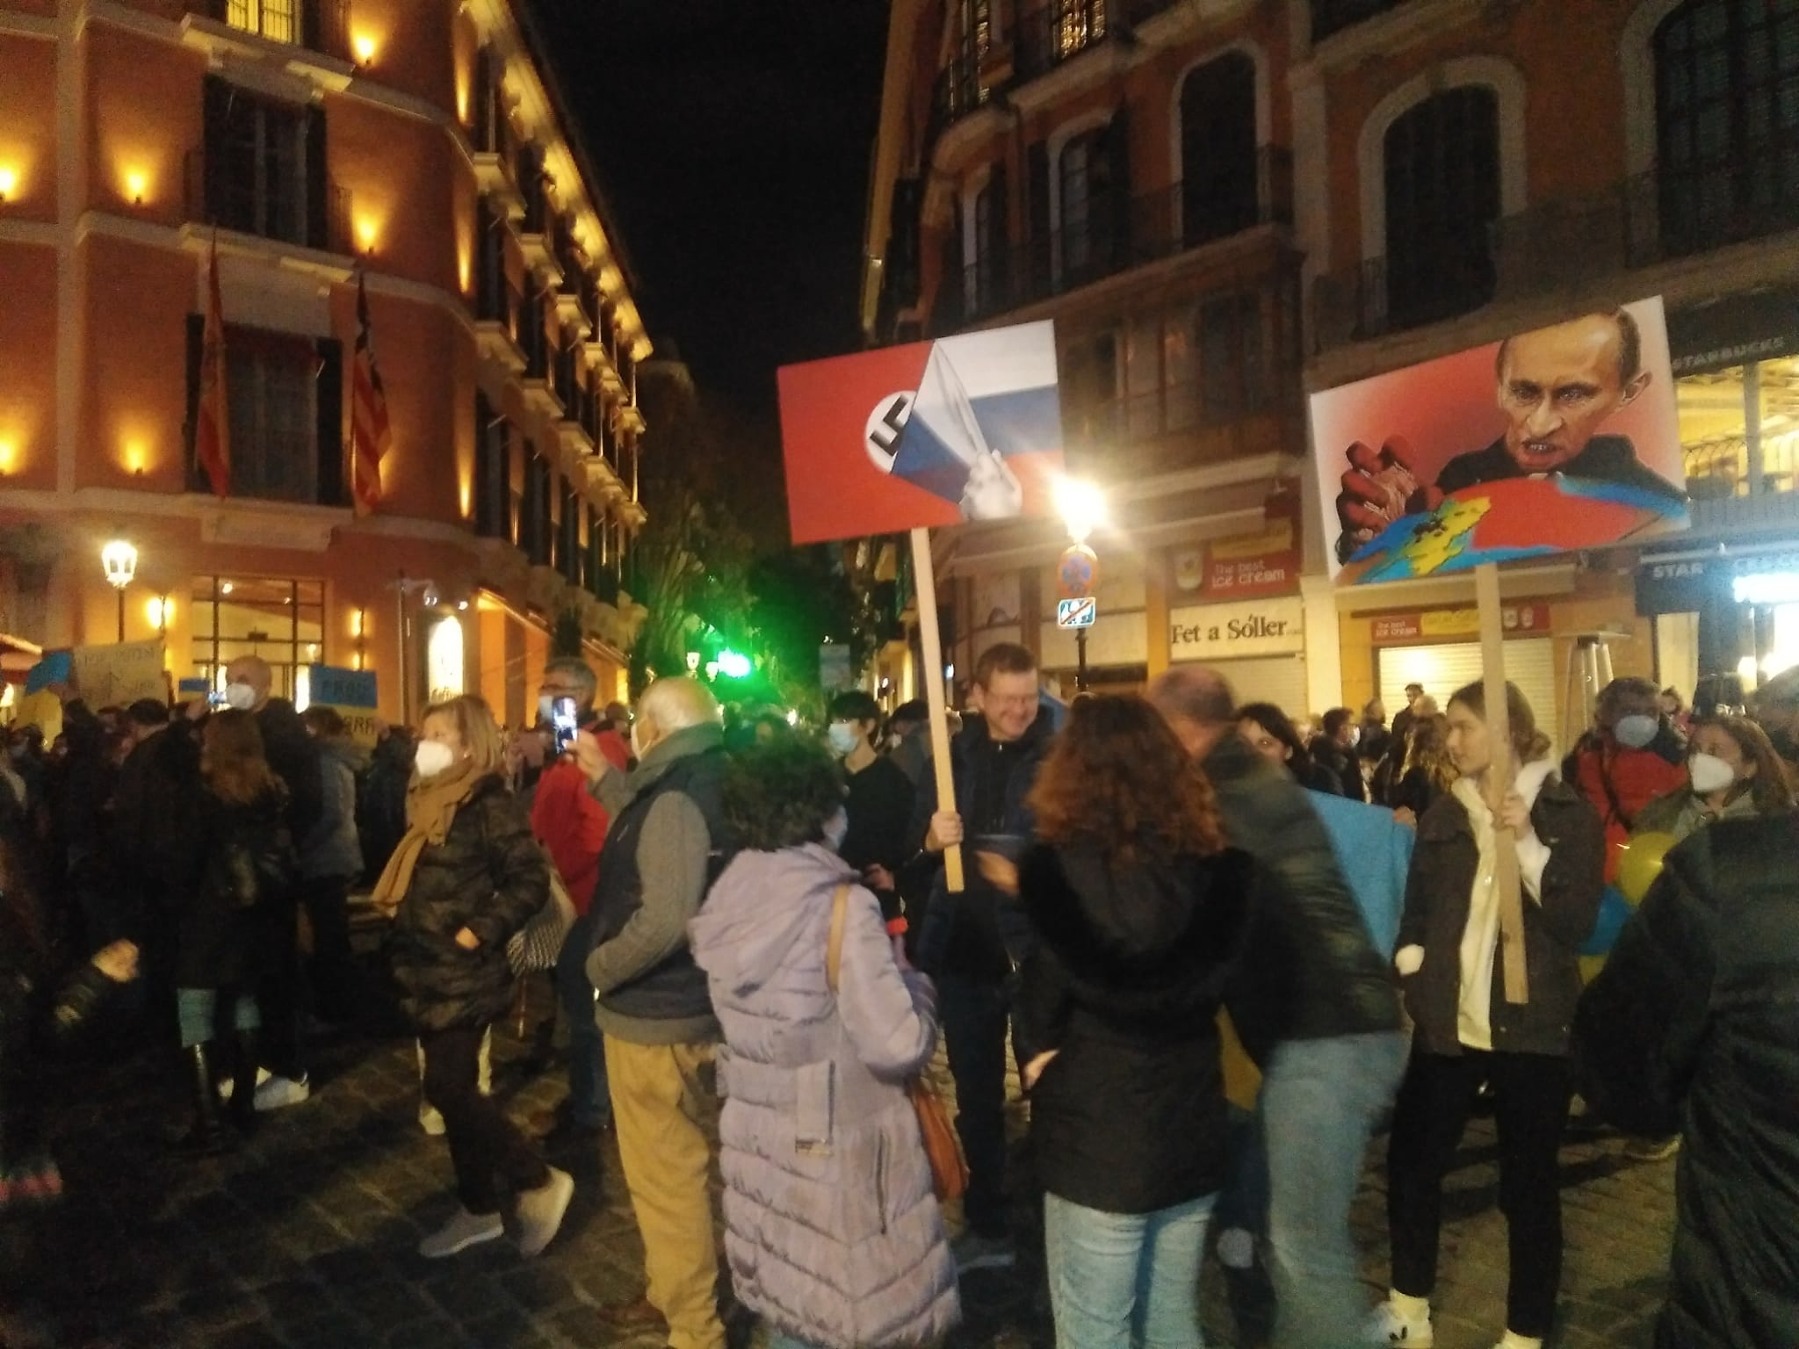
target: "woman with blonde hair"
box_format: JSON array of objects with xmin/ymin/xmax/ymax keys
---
[
  {"xmin": 371, "ymin": 695, "xmax": 571, "ymax": 1260},
  {"xmin": 1390, "ymin": 713, "xmax": 1458, "ymax": 825},
  {"xmin": 168, "ymin": 708, "xmax": 295, "ymax": 1154}
]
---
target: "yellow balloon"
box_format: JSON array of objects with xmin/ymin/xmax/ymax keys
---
[{"xmin": 1618, "ymin": 831, "xmax": 1678, "ymax": 906}]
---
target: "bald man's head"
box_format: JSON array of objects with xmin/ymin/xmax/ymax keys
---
[
  {"xmin": 1146, "ymin": 666, "xmax": 1236, "ymax": 760},
  {"xmin": 224, "ymin": 654, "xmax": 273, "ymax": 711},
  {"xmin": 634, "ymin": 676, "xmax": 721, "ymax": 757}
]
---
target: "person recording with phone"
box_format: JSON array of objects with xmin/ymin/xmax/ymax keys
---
[{"xmin": 526, "ymin": 659, "xmax": 630, "ymax": 1146}]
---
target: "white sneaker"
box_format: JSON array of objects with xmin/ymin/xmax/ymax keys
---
[
  {"xmin": 253, "ymin": 1073, "xmax": 310, "ymax": 1112},
  {"xmin": 419, "ymin": 1103, "xmax": 446, "ymax": 1136},
  {"xmin": 418, "ymin": 1207, "xmax": 503, "ymax": 1258},
  {"xmin": 515, "ymin": 1166, "xmax": 574, "ymax": 1258},
  {"xmin": 1369, "ymin": 1301, "xmax": 1434, "ymax": 1346},
  {"xmin": 217, "ymin": 1067, "xmax": 272, "ymax": 1103}
]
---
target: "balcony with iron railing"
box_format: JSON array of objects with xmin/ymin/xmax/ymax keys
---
[
  {"xmin": 938, "ymin": 152, "xmax": 1292, "ymax": 329},
  {"xmin": 1312, "ymin": 155, "xmax": 1799, "ymax": 350},
  {"xmin": 186, "ymin": 0, "xmax": 350, "ymax": 64},
  {"xmin": 933, "ymin": 1, "xmax": 1179, "ymax": 129},
  {"xmin": 183, "ymin": 148, "xmax": 352, "ymax": 257}
]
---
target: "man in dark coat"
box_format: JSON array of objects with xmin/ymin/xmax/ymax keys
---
[
  {"xmin": 221, "ymin": 656, "xmax": 320, "ymax": 1108},
  {"xmin": 1149, "ymin": 666, "xmax": 1404, "ymax": 1349},
  {"xmin": 909, "ymin": 642, "xmax": 1054, "ymax": 1274},
  {"xmin": 1574, "ymin": 814, "xmax": 1799, "ymax": 1349}
]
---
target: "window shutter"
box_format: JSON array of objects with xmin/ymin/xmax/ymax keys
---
[
  {"xmin": 315, "ymin": 336, "xmax": 345, "ymax": 506},
  {"xmin": 986, "ymin": 159, "xmax": 1009, "ymax": 298},
  {"xmin": 305, "ymin": 104, "xmax": 328, "ymax": 251},
  {"xmin": 184, "ymin": 313, "xmax": 206, "ymax": 490},
  {"xmin": 1027, "ymin": 141, "xmax": 1051, "ymax": 294},
  {"xmin": 1105, "ymin": 106, "xmax": 1132, "ymax": 268},
  {"xmin": 202, "ymin": 77, "xmax": 234, "ymax": 225}
]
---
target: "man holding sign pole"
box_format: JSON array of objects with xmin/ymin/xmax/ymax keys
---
[{"xmin": 909, "ymin": 642, "xmax": 1052, "ymax": 1274}]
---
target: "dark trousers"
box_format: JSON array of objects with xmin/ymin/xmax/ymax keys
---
[
  {"xmin": 420, "ymin": 1024, "xmax": 550, "ymax": 1216},
  {"xmin": 1387, "ymin": 1047, "xmax": 1573, "ymax": 1338},
  {"xmin": 253, "ymin": 892, "xmax": 306, "ymax": 1082},
  {"xmin": 554, "ymin": 909, "xmax": 609, "ymax": 1127},
  {"xmin": 300, "ymin": 875, "xmax": 357, "ymax": 1021},
  {"xmin": 939, "ymin": 973, "xmax": 1010, "ymax": 1237}
]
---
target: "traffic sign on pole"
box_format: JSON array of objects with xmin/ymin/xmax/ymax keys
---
[
  {"xmin": 1056, "ymin": 597, "xmax": 1097, "ymax": 629},
  {"xmin": 1057, "ymin": 544, "xmax": 1098, "ymax": 599}
]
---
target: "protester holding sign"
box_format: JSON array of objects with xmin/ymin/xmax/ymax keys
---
[{"xmin": 1377, "ymin": 682, "xmax": 1602, "ymax": 1349}]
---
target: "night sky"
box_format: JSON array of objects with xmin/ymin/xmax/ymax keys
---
[{"xmin": 528, "ymin": 1, "xmax": 891, "ymax": 422}]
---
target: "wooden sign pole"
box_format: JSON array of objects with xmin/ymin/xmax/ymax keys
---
[
  {"xmin": 1476, "ymin": 562, "xmax": 1528, "ymax": 1004},
  {"xmin": 910, "ymin": 527, "xmax": 964, "ymax": 893}
]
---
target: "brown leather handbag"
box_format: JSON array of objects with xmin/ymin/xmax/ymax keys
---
[{"xmin": 826, "ymin": 884, "xmax": 969, "ymax": 1204}]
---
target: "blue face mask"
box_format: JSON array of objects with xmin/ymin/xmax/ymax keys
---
[
  {"xmin": 826, "ymin": 722, "xmax": 861, "ymax": 757},
  {"xmin": 1612, "ymin": 714, "xmax": 1659, "ymax": 749}
]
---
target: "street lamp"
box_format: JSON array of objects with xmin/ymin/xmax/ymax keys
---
[
  {"xmin": 1054, "ymin": 479, "xmax": 1106, "ymax": 692},
  {"xmin": 101, "ymin": 537, "xmax": 138, "ymax": 642}
]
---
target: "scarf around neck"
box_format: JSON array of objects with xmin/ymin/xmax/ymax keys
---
[{"xmin": 369, "ymin": 757, "xmax": 483, "ymax": 911}]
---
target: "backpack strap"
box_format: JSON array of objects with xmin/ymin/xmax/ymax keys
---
[{"xmin": 824, "ymin": 883, "xmax": 851, "ymax": 994}]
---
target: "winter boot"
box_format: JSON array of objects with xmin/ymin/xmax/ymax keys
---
[{"xmin": 173, "ymin": 1044, "xmax": 233, "ymax": 1156}]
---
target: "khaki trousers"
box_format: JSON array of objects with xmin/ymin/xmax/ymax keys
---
[{"xmin": 605, "ymin": 1035, "xmax": 724, "ymax": 1349}]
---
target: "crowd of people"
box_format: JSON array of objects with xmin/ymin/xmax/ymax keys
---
[{"xmin": 1, "ymin": 644, "xmax": 1796, "ymax": 1349}]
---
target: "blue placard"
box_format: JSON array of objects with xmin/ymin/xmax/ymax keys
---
[
  {"xmin": 24, "ymin": 651, "xmax": 72, "ymax": 694},
  {"xmin": 309, "ymin": 665, "xmax": 377, "ymax": 709}
]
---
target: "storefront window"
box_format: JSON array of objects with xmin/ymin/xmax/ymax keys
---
[
  {"xmin": 1676, "ymin": 353, "xmax": 1799, "ymax": 496},
  {"xmin": 190, "ymin": 575, "xmax": 324, "ymax": 702},
  {"xmin": 426, "ymin": 615, "xmax": 466, "ymax": 706}
]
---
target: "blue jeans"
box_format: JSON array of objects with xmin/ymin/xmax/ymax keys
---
[
  {"xmin": 1044, "ymin": 1191, "xmax": 1215, "ymax": 1349},
  {"xmin": 555, "ymin": 909, "xmax": 610, "ymax": 1127},
  {"xmin": 176, "ymin": 987, "xmax": 260, "ymax": 1049},
  {"xmin": 1260, "ymin": 1031, "xmax": 1407, "ymax": 1349},
  {"xmin": 937, "ymin": 974, "xmax": 1011, "ymax": 1236}
]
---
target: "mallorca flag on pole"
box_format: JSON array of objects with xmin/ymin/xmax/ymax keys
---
[
  {"xmin": 350, "ymin": 267, "xmax": 392, "ymax": 515},
  {"xmin": 195, "ymin": 232, "xmax": 231, "ymax": 497}
]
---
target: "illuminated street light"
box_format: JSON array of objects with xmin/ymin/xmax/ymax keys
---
[
  {"xmin": 101, "ymin": 537, "xmax": 138, "ymax": 642},
  {"xmin": 716, "ymin": 649, "xmax": 752, "ymax": 679},
  {"xmin": 1053, "ymin": 477, "xmax": 1107, "ymax": 545}
]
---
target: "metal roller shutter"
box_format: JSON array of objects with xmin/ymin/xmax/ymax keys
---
[
  {"xmin": 1212, "ymin": 656, "xmax": 1310, "ymax": 721},
  {"xmin": 1378, "ymin": 639, "xmax": 1559, "ymax": 756}
]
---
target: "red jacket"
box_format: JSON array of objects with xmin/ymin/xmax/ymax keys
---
[
  {"xmin": 1569, "ymin": 743, "xmax": 1687, "ymax": 883},
  {"xmin": 530, "ymin": 726, "xmax": 630, "ymax": 914}
]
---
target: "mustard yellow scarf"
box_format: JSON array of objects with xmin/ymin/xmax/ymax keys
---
[{"xmin": 369, "ymin": 758, "xmax": 483, "ymax": 912}]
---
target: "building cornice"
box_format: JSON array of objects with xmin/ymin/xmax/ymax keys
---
[{"xmin": 0, "ymin": 9, "xmax": 54, "ymax": 39}]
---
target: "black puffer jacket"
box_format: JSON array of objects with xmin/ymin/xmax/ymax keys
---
[
  {"xmin": 388, "ymin": 775, "xmax": 547, "ymax": 1033},
  {"xmin": 1202, "ymin": 734, "xmax": 1399, "ymax": 1050},
  {"xmin": 1574, "ymin": 813, "xmax": 1799, "ymax": 1349},
  {"xmin": 1016, "ymin": 840, "xmax": 1260, "ymax": 1215},
  {"xmin": 1399, "ymin": 774, "xmax": 1603, "ymax": 1059}
]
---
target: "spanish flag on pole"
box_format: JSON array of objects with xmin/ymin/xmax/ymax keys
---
[
  {"xmin": 195, "ymin": 231, "xmax": 230, "ymax": 497},
  {"xmin": 350, "ymin": 266, "xmax": 392, "ymax": 515}
]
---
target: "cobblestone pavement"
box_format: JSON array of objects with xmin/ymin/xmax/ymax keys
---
[{"xmin": 7, "ymin": 1004, "xmax": 1675, "ymax": 1349}]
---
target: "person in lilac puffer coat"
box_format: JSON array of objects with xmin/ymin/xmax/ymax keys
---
[{"xmin": 689, "ymin": 738, "xmax": 959, "ymax": 1349}]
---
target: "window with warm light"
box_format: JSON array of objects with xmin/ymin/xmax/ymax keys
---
[
  {"xmin": 190, "ymin": 575, "xmax": 324, "ymax": 702},
  {"xmin": 227, "ymin": 0, "xmax": 297, "ymax": 45}
]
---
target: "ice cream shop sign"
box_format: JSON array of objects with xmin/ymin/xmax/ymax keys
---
[{"xmin": 1168, "ymin": 596, "xmax": 1305, "ymax": 662}]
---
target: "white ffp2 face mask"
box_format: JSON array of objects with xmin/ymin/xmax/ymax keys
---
[
  {"xmin": 224, "ymin": 682, "xmax": 257, "ymax": 711},
  {"xmin": 414, "ymin": 739, "xmax": 456, "ymax": 780},
  {"xmin": 1688, "ymin": 751, "xmax": 1736, "ymax": 796}
]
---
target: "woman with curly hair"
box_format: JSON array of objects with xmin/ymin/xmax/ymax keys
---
[
  {"xmin": 994, "ymin": 695, "xmax": 1261, "ymax": 1349},
  {"xmin": 1390, "ymin": 713, "xmax": 1459, "ymax": 825},
  {"xmin": 688, "ymin": 736, "xmax": 958, "ymax": 1349},
  {"xmin": 1238, "ymin": 702, "xmax": 1343, "ymax": 795}
]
